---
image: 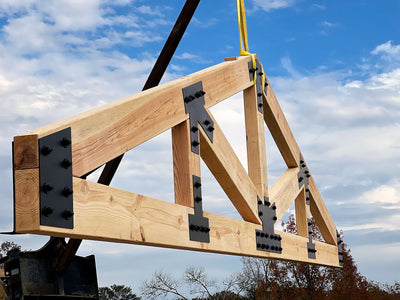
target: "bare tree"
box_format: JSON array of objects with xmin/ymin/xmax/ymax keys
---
[
  {"xmin": 141, "ymin": 266, "xmax": 244, "ymax": 299},
  {"xmin": 141, "ymin": 270, "xmax": 188, "ymax": 299},
  {"xmin": 185, "ymin": 266, "xmax": 216, "ymax": 298}
]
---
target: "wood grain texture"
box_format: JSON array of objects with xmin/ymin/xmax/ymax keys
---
[
  {"xmin": 269, "ymin": 167, "xmax": 302, "ymax": 222},
  {"xmin": 17, "ymin": 56, "xmax": 252, "ymax": 177},
  {"xmin": 13, "ymin": 135, "xmax": 39, "ymax": 170},
  {"xmin": 172, "ymin": 120, "xmax": 200, "ymax": 207},
  {"xmin": 263, "ymin": 80, "xmax": 301, "ymax": 168},
  {"xmin": 199, "ymin": 110, "xmax": 261, "ymax": 224},
  {"xmin": 295, "ymin": 188, "xmax": 308, "ymax": 238},
  {"xmin": 18, "ymin": 177, "xmax": 340, "ymax": 267},
  {"xmin": 14, "ymin": 169, "xmax": 40, "ymax": 232},
  {"xmin": 309, "ymin": 176, "xmax": 337, "ymax": 245},
  {"xmin": 243, "ymin": 85, "xmax": 268, "ymax": 198}
]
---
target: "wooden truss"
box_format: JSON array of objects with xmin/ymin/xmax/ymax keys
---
[{"xmin": 13, "ymin": 55, "xmax": 342, "ymax": 268}]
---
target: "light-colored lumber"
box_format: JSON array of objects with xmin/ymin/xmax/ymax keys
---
[
  {"xmin": 13, "ymin": 135, "xmax": 39, "ymax": 170},
  {"xmin": 15, "ymin": 56, "xmax": 253, "ymax": 177},
  {"xmin": 309, "ymin": 176, "xmax": 337, "ymax": 245},
  {"xmin": 243, "ymin": 85, "xmax": 268, "ymax": 197},
  {"xmin": 263, "ymin": 80, "xmax": 301, "ymax": 168},
  {"xmin": 269, "ymin": 167, "xmax": 302, "ymax": 222},
  {"xmin": 172, "ymin": 120, "xmax": 201, "ymax": 207},
  {"xmin": 295, "ymin": 188, "xmax": 308, "ymax": 238},
  {"xmin": 17, "ymin": 177, "xmax": 340, "ymax": 267},
  {"xmin": 14, "ymin": 169, "xmax": 40, "ymax": 232},
  {"xmin": 198, "ymin": 110, "xmax": 260, "ymax": 224}
]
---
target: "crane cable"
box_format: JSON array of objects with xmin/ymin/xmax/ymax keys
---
[{"xmin": 236, "ymin": 0, "xmax": 266, "ymax": 89}]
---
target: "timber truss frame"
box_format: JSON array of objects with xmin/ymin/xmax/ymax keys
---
[{"xmin": 12, "ymin": 55, "xmax": 342, "ymax": 268}]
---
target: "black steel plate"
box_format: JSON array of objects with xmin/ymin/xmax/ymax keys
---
[{"xmin": 39, "ymin": 128, "xmax": 73, "ymax": 229}]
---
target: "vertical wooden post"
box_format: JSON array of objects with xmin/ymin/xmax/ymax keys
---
[
  {"xmin": 172, "ymin": 120, "xmax": 201, "ymax": 207},
  {"xmin": 243, "ymin": 85, "xmax": 268, "ymax": 198},
  {"xmin": 295, "ymin": 188, "xmax": 308, "ymax": 237}
]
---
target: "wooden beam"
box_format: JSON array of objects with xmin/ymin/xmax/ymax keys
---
[
  {"xmin": 263, "ymin": 80, "xmax": 301, "ymax": 168},
  {"xmin": 13, "ymin": 135, "xmax": 39, "ymax": 170},
  {"xmin": 269, "ymin": 167, "xmax": 302, "ymax": 222},
  {"xmin": 295, "ymin": 188, "xmax": 308, "ymax": 238},
  {"xmin": 243, "ymin": 85, "xmax": 268, "ymax": 197},
  {"xmin": 198, "ymin": 111, "xmax": 261, "ymax": 224},
  {"xmin": 15, "ymin": 56, "xmax": 253, "ymax": 177},
  {"xmin": 16, "ymin": 177, "xmax": 340, "ymax": 267},
  {"xmin": 14, "ymin": 169, "xmax": 40, "ymax": 232},
  {"xmin": 172, "ymin": 120, "xmax": 201, "ymax": 207},
  {"xmin": 309, "ymin": 176, "xmax": 337, "ymax": 245}
]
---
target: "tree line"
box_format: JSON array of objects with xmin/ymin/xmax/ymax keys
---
[{"xmin": 100, "ymin": 216, "xmax": 400, "ymax": 299}]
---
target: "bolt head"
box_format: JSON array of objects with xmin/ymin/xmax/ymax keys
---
[
  {"xmin": 62, "ymin": 159, "xmax": 72, "ymax": 169},
  {"xmin": 61, "ymin": 138, "xmax": 71, "ymax": 148},
  {"xmin": 63, "ymin": 210, "xmax": 74, "ymax": 220},
  {"xmin": 42, "ymin": 206, "xmax": 54, "ymax": 217},
  {"xmin": 62, "ymin": 187, "xmax": 73, "ymax": 197},
  {"xmin": 41, "ymin": 146, "xmax": 53, "ymax": 156}
]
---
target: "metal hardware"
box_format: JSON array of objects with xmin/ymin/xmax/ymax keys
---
[
  {"xmin": 248, "ymin": 58, "xmax": 264, "ymax": 113},
  {"xmin": 298, "ymin": 154, "xmax": 311, "ymax": 204},
  {"xmin": 188, "ymin": 175, "xmax": 210, "ymax": 243},
  {"xmin": 39, "ymin": 127, "xmax": 73, "ymax": 229},
  {"xmin": 307, "ymin": 218, "xmax": 317, "ymax": 259},
  {"xmin": 182, "ymin": 81, "xmax": 214, "ymax": 154},
  {"xmin": 255, "ymin": 196, "xmax": 282, "ymax": 254},
  {"xmin": 337, "ymin": 230, "xmax": 344, "ymax": 266}
]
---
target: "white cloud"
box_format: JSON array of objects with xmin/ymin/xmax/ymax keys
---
[
  {"xmin": 371, "ymin": 40, "xmax": 400, "ymax": 60},
  {"xmin": 340, "ymin": 214, "xmax": 400, "ymax": 232},
  {"xmin": 360, "ymin": 181, "xmax": 400, "ymax": 205},
  {"xmin": 321, "ymin": 21, "xmax": 336, "ymax": 27},
  {"xmin": 251, "ymin": 0, "xmax": 295, "ymax": 11},
  {"xmin": 136, "ymin": 5, "xmax": 164, "ymax": 17},
  {"xmin": 175, "ymin": 52, "xmax": 200, "ymax": 60}
]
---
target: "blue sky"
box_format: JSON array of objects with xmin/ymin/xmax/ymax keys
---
[{"xmin": 0, "ymin": 0, "xmax": 399, "ymax": 295}]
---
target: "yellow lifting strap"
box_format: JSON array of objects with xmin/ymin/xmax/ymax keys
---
[{"xmin": 236, "ymin": 0, "xmax": 265, "ymax": 89}]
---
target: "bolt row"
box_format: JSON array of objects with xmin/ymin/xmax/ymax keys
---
[
  {"xmin": 256, "ymin": 232, "xmax": 282, "ymax": 241},
  {"xmin": 189, "ymin": 225, "xmax": 210, "ymax": 233},
  {"xmin": 184, "ymin": 90, "xmax": 206, "ymax": 103},
  {"xmin": 42, "ymin": 184, "xmax": 73, "ymax": 197},
  {"xmin": 257, "ymin": 244, "xmax": 282, "ymax": 252},
  {"xmin": 42, "ymin": 206, "xmax": 74, "ymax": 220}
]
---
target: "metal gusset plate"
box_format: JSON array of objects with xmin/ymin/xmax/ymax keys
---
[
  {"xmin": 307, "ymin": 218, "xmax": 317, "ymax": 259},
  {"xmin": 337, "ymin": 231, "xmax": 344, "ymax": 266},
  {"xmin": 248, "ymin": 58, "xmax": 264, "ymax": 113},
  {"xmin": 255, "ymin": 196, "xmax": 282, "ymax": 254},
  {"xmin": 298, "ymin": 154, "xmax": 311, "ymax": 204},
  {"xmin": 39, "ymin": 128, "xmax": 74, "ymax": 229},
  {"xmin": 183, "ymin": 81, "xmax": 214, "ymax": 154},
  {"xmin": 188, "ymin": 175, "xmax": 210, "ymax": 243}
]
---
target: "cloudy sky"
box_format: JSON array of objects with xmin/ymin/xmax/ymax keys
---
[{"xmin": 0, "ymin": 0, "xmax": 399, "ymax": 294}]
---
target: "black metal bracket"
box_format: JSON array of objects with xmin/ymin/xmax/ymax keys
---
[
  {"xmin": 248, "ymin": 58, "xmax": 265, "ymax": 113},
  {"xmin": 188, "ymin": 175, "xmax": 210, "ymax": 243},
  {"xmin": 39, "ymin": 128, "xmax": 74, "ymax": 229},
  {"xmin": 307, "ymin": 218, "xmax": 317, "ymax": 259},
  {"xmin": 182, "ymin": 81, "xmax": 214, "ymax": 154},
  {"xmin": 297, "ymin": 155, "xmax": 317, "ymax": 259},
  {"xmin": 255, "ymin": 196, "xmax": 282, "ymax": 253},
  {"xmin": 337, "ymin": 230, "xmax": 344, "ymax": 266},
  {"xmin": 298, "ymin": 154, "xmax": 311, "ymax": 205}
]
